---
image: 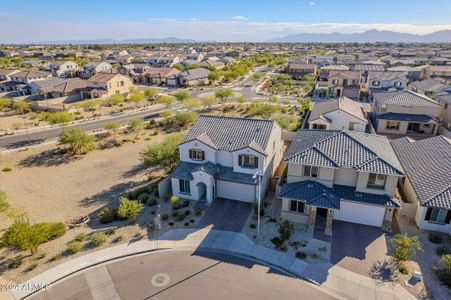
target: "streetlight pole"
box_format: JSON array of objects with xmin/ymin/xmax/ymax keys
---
[{"xmin": 253, "ymin": 170, "xmax": 262, "ymax": 240}]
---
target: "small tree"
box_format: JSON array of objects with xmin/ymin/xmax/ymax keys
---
[
  {"xmin": 237, "ymin": 96, "xmax": 246, "ymax": 104},
  {"xmin": 82, "ymin": 99, "xmax": 103, "ymax": 116},
  {"xmin": 170, "ymin": 195, "xmax": 180, "ymax": 209},
  {"xmin": 436, "ymin": 254, "xmax": 451, "ymax": 288},
  {"xmin": 173, "ymin": 91, "xmax": 190, "ymax": 102},
  {"xmin": 117, "ymin": 197, "xmax": 144, "ymax": 222},
  {"xmin": 158, "ymin": 95, "xmax": 175, "ymax": 108},
  {"xmin": 391, "ymin": 233, "xmax": 423, "ymax": 261},
  {"xmin": 144, "ymin": 88, "xmax": 158, "ymax": 102},
  {"xmin": 105, "ymin": 122, "xmax": 121, "ymax": 136},
  {"xmin": 0, "ymin": 190, "xmax": 10, "ymax": 213},
  {"xmin": 59, "ymin": 127, "xmax": 96, "ymax": 154},
  {"xmin": 141, "ymin": 133, "xmax": 185, "ymax": 172},
  {"xmin": 46, "ymin": 111, "xmax": 74, "ymax": 125},
  {"xmin": 215, "ymin": 89, "xmax": 234, "ymax": 104},
  {"xmin": 127, "ymin": 118, "xmax": 144, "ymax": 142},
  {"xmin": 182, "ymin": 98, "xmax": 201, "ymax": 110},
  {"xmin": 107, "ymin": 94, "xmax": 125, "ymax": 107},
  {"xmin": 160, "ymin": 110, "xmax": 173, "ymax": 119},
  {"xmin": 208, "ymin": 71, "xmax": 219, "ymax": 82},
  {"xmin": 268, "ymin": 95, "xmax": 278, "ymax": 103},
  {"xmin": 173, "ymin": 111, "xmax": 197, "ymax": 128},
  {"xmin": 12, "ymin": 100, "xmax": 31, "ymax": 115},
  {"xmin": 129, "ymin": 92, "xmax": 145, "ymax": 108},
  {"xmin": 0, "ymin": 97, "xmax": 12, "ymax": 110},
  {"xmin": 252, "ymin": 73, "xmax": 262, "ymax": 81},
  {"xmin": 278, "ymin": 219, "xmax": 294, "ymax": 242},
  {"xmin": 200, "ymin": 95, "xmax": 217, "ymax": 109}
]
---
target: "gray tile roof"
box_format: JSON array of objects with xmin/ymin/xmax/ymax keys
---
[
  {"xmin": 179, "ymin": 68, "xmax": 211, "ymax": 81},
  {"xmin": 391, "ymin": 136, "xmax": 451, "ymax": 209},
  {"xmin": 285, "ymin": 130, "xmax": 404, "ymax": 176},
  {"xmin": 171, "ymin": 162, "xmax": 219, "ymax": 180},
  {"xmin": 280, "ymin": 180, "xmax": 400, "ymax": 209},
  {"xmin": 376, "ymin": 113, "xmax": 438, "ymax": 123},
  {"xmin": 216, "ymin": 166, "xmax": 257, "ymax": 185},
  {"xmin": 309, "ymin": 97, "xmax": 367, "ymax": 123},
  {"xmin": 409, "ymin": 78, "xmax": 450, "ymax": 94},
  {"xmin": 182, "ymin": 115, "xmax": 278, "ymax": 155},
  {"xmin": 373, "ymin": 90, "xmax": 441, "ymax": 107}
]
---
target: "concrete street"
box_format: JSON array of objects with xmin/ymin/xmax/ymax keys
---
[{"xmin": 28, "ymin": 250, "xmax": 337, "ymax": 300}]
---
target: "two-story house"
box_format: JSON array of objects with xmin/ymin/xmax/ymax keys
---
[
  {"xmin": 173, "ymin": 68, "xmax": 211, "ymax": 87},
  {"xmin": 48, "ymin": 61, "xmax": 80, "ymax": 78},
  {"xmin": 318, "ymin": 65, "xmax": 349, "ymax": 82},
  {"xmin": 373, "ymin": 90, "xmax": 442, "ymax": 136},
  {"xmin": 0, "ymin": 69, "xmax": 20, "ymax": 92},
  {"xmin": 391, "ymin": 136, "xmax": 451, "ymax": 235},
  {"xmin": 80, "ymin": 73, "xmax": 133, "ymax": 99},
  {"xmin": 285, "ymin": 63, "xmax": 316, "ymax": 80},
  {"xmin": 367, "ymin": 71, "xmax": 407, "ymax": 96},
  {"xmin": 171, "ymin": 116, "xmax": 283, "ymax": 203},
  {"xmin": 325, "ymin": 70, "xmax": 361, "ymax": 100},
  {"xmin": 279, "ymin": 130, "xmax": 404, "ymax": 234},
  {"xmin": 81, "ymin": 62, "xmax": 113, "ymax": 79},
  {"xmin": 308, "ymin": 97, "xmax": 368, "ymax": 132}
]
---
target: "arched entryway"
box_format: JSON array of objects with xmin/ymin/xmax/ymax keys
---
[{"xmin": 197, "ymin": 182, "xmax": 207, "ymax": 202}]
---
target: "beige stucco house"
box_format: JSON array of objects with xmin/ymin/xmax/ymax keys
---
[{"xmin": 81, "ymin": 73, "xmax": 133, "ymax": 99}]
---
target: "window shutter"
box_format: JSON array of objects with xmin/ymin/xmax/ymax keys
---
[
  {"xmin": 201, "ymin": 151, "xmax": 205, "ymax": 161},
  {"xmin": 445, "ymin": 210, "xmax": 451, "ymax": 224},
  {"xmin": 238, "ymin": 155, "xmax": 242, "ymax": 166},
  {"xmin": 424, "ymin": 208, "xmax": 432, "ymax": 221},
  {"xmin": 189, "ymin": 149, "xmax": 193, "ymax": 159},
  {"xmin": 254, "ymin": 157, "xmax": 259, "ymax": 168}
]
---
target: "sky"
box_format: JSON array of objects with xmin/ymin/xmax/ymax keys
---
[{"xmin": 1, "ymin": 0, "xmax": 451, "ymax": 43}]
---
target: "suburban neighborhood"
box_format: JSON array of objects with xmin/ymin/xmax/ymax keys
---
[{"xmin": 0, "ymin": 1, "xmax": 450, "ymax": 300}]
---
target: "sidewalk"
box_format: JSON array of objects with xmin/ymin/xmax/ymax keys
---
[{"xmin": 9, "ymin": 227, "xmax": 414, "ymax": 300}]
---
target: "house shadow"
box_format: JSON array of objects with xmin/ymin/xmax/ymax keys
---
[{"xmin": 18, "ymin": 148, "xmax": 80, "ymax": 167}]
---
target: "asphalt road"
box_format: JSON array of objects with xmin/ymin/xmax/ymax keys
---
[
  {"xmin": 0, "ymin": 107, "xmax": 165, "ymax": 149},
  {"xmin": 29, "ymin": 250, "xmax": 337, "ymax": 300}
]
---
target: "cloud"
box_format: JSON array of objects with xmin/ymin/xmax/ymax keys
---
[
  {"xmin": 232, "ymin": 16, "xmax": 248, "ymax": 21},
  {"xmin": 1, "ymin": 16, "xmax": 450, "ymax": 43},
  {"xmin": 309, "ymin": 1, "xmax": 316, "ymax": 5}
]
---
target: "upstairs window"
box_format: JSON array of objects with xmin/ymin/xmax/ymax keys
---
[
  {"xmin": 367, "ymin": 173, "xmax": 386, "ymax": 189},
  {"xmin": 303, "ymin": 165, "xmax": 319, "ymax": 178},
  {"xmin": 239, "ymin": 154, "xmax": 258, "ymax": 169},
  {"xmin": 372, "ymin": 80, "xmax": 380, "ymax": 86},
  {"xmin": 189, "ymin": 149, "xmax": 205, "ymax": 161}
]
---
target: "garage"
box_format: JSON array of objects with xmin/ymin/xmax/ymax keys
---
[
  {"xmin": 333, "ymin": 201, "xmax": 386, "ymax": 227},
  {"xmin": 216, "ymin": 180, "xmax": 256, "ymax": 203}
]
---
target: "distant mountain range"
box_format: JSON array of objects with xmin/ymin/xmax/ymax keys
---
[
  {"xmin": 267, "ymin": 30, "xmax": 451, "ymax": 43},
  {"xmin": 32, "ymin": 37, "xmax": 197, "ymax": 45}
]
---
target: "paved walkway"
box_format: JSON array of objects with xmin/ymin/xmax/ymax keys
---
[{"xmin": 8, "ymin": 227, "xmax": 414, "ymax": 300}]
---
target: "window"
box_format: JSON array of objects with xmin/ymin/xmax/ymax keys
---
[
  {"xmin": 239, "ymin": 154, "xmax": 258, "ymax": 169},
  {"xmin": 348, "ymin": 122, "xmax": 358, "ymax": 131},
  {"xmin": 303, "ymin": 165, "xmax": 319, "ymax": 178},
  {"xmin": 179, "ymin": 179, "xmax": 191, "ymax": 194},
  {"xmin": 367, "ymin": 173, "xmax": 386, "ymax": 189},
  {"xmin": 290, "ymin": 200, "xmax": 306, "ymax": 214},
  {"xmin": 428, "ymin": 208, "xmax": 448, "ymax": 224},
  {"xmin": 189, "ymin": 149, "xmax": 205, "ymax": 161},
  {"xmin": 380, "ymin": 103, "xmax": 387, "ymax": 112},
  {"xmin": 386, "ymin": 121, "xmax": 400, "ymax": 130},
  {"xmin": 372, "ymin": 80, "xmax": 380, "ymax": 86}
]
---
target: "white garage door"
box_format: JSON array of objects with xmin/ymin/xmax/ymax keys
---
[
  {"xmin": 334, "ymin": 201, "xmax": 385, "ymax": 227},
  {"xmin": 216, "ymin": 180, "xmax": 255, "ymax": 203}
]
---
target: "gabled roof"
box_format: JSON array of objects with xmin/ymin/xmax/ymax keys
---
[
  {"xmin": 88, "ymin": 72, "xmax": 122, "ymax": 83},
  {"xmin": 309, "ymin": 97, "xmax": 368, "ymax": 123},
  {"xmin": 329, "ymin": 70, "xmax": 360, "ymax": 81},
  {"xmin": 373, "ymin": 90, "xmax": 441, "ymax": 107},
  {"xmin": 409, "ymin": 78, "xmax": 450, "ymax": 94},
  {"xmin": 368, "ymin": 71, "xmax": 406, "ymax": 81},
  {"xmin": 391, "ymin": 136, "xmax": 451, "ymax": 209},
  {"xmin": 12, "ymin": 70, "xmax": 51, "ymax": 79},
  {"xmin": 285, "ymin": 130, "xmax": 404, "ymax": 176},
  {"xmin": 181, "ymin": 115, "xmax": 279, "ymax": 155},
  {"xmin": 179, "ymin": 68, "xmax": 211, "ymax": 80}
]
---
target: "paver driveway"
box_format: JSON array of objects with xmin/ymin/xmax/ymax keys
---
[
  {"xmin": 196, "ymin": 198, "xmax": 252, "ymax": 232},
  {"xmin": 331, "ymin": 220, "xmax": 392, "ymax": 276}
]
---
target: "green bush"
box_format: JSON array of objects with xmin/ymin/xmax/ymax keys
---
[
  {"xmin": 117, "ymin": 197, "xmax": 144, "ymax": 222},
  {"xmin": 278, "ymin": 220, "xmax": 294, "ymax": 242},
  {"xmin": 147, "ymin": 196, "xmax": 158, "ymax": 206},
  {"xmin": 99, "ymin": 207, "xmax": 118, "ymax": 224},
  {"xmin": 1, "ymin": 167, "xmax": 12, "ymax": 172},
  {"xmin": 391, "ymin": 234, "xmax": 423, "ymax": 261},
  {"xmin": 436, "ymin": 254, "xmax": 451, "ymax": 288},
  {"xmin": 91, "ymin": 233, "xmax": 107, "ymax": 247},
  {"xmin": 295, "ymin": 251, "xmax": 307, "ymax": 259},
  {"xmin": 176, "ymin": 214, "xmax": 186, "ymax": 222},
  {"xmin": 113, "ymin": 235, "xmax": 123, "ymax": 243},
  {"xmin": 170, "ymin": 195, "xmax": 180, "ymax": 208},
  {"xmin": 271, "ymin": 237, "xmax": 283, "ymax": 247},
  {"xmin": 137, "ymin": 193, "xmax": 150, "ymax": 204},
  {"xmin": 398, "ymin": 264, "xmax": 409, "ymax": 275},
  {"xmin": 105, "ymin": 228, "xmax": 116, "ymax": 236},
  {"xmin": 8, "ymin": 256, "xmax": 24, "ymax": 269},
  {"xmin": 74, "ymin": 233, "xmax": 87, "ymax": 242},
  {"xmin": 67, "ymin": 241, "xmax": 83, "ymax": 255},
  {"xmin": 25, "ymin": 262, "xmax": 38, "ymax": 272},
  {"xmin": 428, "ymin": 233, "xmax": 442, "ymax": 244},
  {"xmin": 161, "ymin": 213, "xmax": 169, "ymax": 220},
  {"xmin": 0, "ymin": 190, "xmax": 10, "ymax": 213}
]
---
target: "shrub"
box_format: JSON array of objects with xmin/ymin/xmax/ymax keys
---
[
  {"xmin": 252, "ymin": 201, "xmax": 265, "ymax": 217},
  {"xmin": 250, "ymin": 224, "xmax": 256, "ymax": 229},
  {"xmin": 161, "ymin": 213, "xmax": 169, "ymax": 220},
  {"xmin": 194, "ymin": 208, "xmax": 202, "ymax": 216},
  {"xmin": 1, "ymin": 167, "xmax": 12, "ymax": 172},
  {"xmin": 48, "ymin": 254, "xmax": 62, "ymax": 262},
  {"xmin": 296, "ymin": 252, "xmax": 307, "ymax": 259},
  {"xmin": 36, "ymin": 252, "xmax": 46, "ymax": 260},
  {"xmin": 99, "ymin": 207, "xmax": 118, "ymax": 224},
  {"xmin": 428, "ymin": 233, "xmax": 442, "ymax": 244},
  {"xmin": 182, "ymin": 200, "xmax": 190, "ymax": 208},
  {"xmin": 171, "ymin": 211, "xmax": 179, "ymax": 217},
  {"xmin": 117, "ymin": 197, "xmax": 144, "ymax": 222},
  {"xmin": 0, "ymin": 190, "xmax": 10, "ymax": 213},
  {"xmin": 91, "ymin": 233, "xmax": 107, "ymax": 247},
  {"xmin": 25, "ymin": 262, "xmax": 38, "ymax": 272},
  {"xmin": 137, "ymin": 193, "xmax": 150, "ymax": 204},
  {"xmin": 153, "ymin": 129, "xmax": 160, "ymax": 135},
  {"xmin": 398, "ymin": 264, "xmax": 409, "ymax": 275},
  {"xmin": 436, "ymin": 254, "xmax": 451, "ymax": 288},
  {"xmin": 437, "ymin": 246, "xmax": 451, "ymax": 256},
  {"xmin": 105, "ymin": 228, "xmax": 116, "ymax": 236},
  {"xmin": 74, "ymin": 233, "xmax": 87, "ymax": 242},
  {"xmin": 391, "ymin": 234, "xmax": 423, "ymax": 261},
  {"xmin": 8, "ymin": 256, "xmax": 24, "ymax": 269},
  {"xmin": 278, "ymin": 220, "xmax": 294, "ymax": 242},
  {"xmin": 147, "ymin": 196, "xmax": 158, "ymax": 206},
  {"xmin": 271, "ymin": 237, "xmax": 283, "ymax": 247},
  {"xmin": 59, "ymin": 127, "xmax": 96, "ymax": 155},
  {"xmin": 113, "ymin": 235, "xmax": 123, "ymax": 243},
  {"xmin": 176, "ymin": 214, "xmax": 186, "ymax": 222},
  {"xmin": 127, "ymin": 186, "xmax": 150, "ymax": 200},
  {"xmin": 67, "ymin": 242, "xmax": 83, "ymax": 255}
]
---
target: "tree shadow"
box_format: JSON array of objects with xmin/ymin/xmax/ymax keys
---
[
  {"xmin": 18, "ymin": 148, "xmax": 80, "ymax": 167},
  {"xmin": 369, "ymin": 258, "xmax": 400, "ymax": 284},
  {"xmin": 122, "ymin": 164, "xmax": 147, "ymax": 178}
]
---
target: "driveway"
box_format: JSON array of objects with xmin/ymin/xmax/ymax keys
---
[
  {"xmin": 196, "ymin": 198, "xmax": 252, "ymax": 232},
  {"xmin": 331, "ymin": 221, "xmax": 392, "ymax": 276}
]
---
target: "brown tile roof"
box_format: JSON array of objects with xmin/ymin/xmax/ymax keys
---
[
  {"xmin": 329, "ymin": 70, "xmax": 360, "ymax": 80},
  {"xmin": 13, "ymin": 70, "xmax": 51, "ymax": 79},
  {"xmin": 88, "ymin": 72, "xmax": 121, "ymax": 83}
]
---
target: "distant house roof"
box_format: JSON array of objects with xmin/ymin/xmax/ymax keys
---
[
  {"xmin": 0, "ymin": 69, "xmax": 19, "ymax": 76},
  {"xmin": 285, "ymin": 130, "xmax": 404, "ymax": 176},
  {"xmin": 329, "ymin": 70, "xmax": 360, "ymax": 81},
  {"xmin": 409, "ymin": 78, "xmax": 450, "ymax": 94},
  {"xmin": 368, "ymin": 71, "xmax": 406, "ymax": 81},
  {"xmin": 179, "ymin": 68, "xmax": 211, "ymax": 81},
  {"xmin": 12, "ymin": 70, "xmax": 51, "ymax": 79},
  {"xmin": 320, "ymin": 65, "xmax": 349, "ymax": 71},
  {"xmin": 391, "ymin": 136, "xmax": 451, "ymax": 209},
  {"xmin": 309, "ymin": 97, "xmax": 367, "ymax": 123},
  {"xmin": 181, "ymin": 115, "xmax": 279, "ymax": 155},
  {"xmin": 376, "ymin": 113, "xmax": 438, "ymax": 123},
  {"xmin": 143, "ymin": 67, "xmax": 180, "ymax": 78},
  {"xmin": 373, "ymin": 90, "xmax": 441, "ymax": 107},
  {"xmin": 88, "ymin": 72, "xmax": 122, "ymax": 83},
  {"xmin": 353, "ymin": 64, "xmax": 385, "ymax": 72}
]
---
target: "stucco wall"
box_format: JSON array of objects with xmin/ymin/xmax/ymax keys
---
[{"xmin": 179, "ymin": 140, "xmax": 216, "ymax": 164}]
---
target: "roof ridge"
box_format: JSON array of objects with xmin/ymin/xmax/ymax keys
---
[{"xmin": 424, "ymin": 184, "xmax": 451, "ymax": 206}]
